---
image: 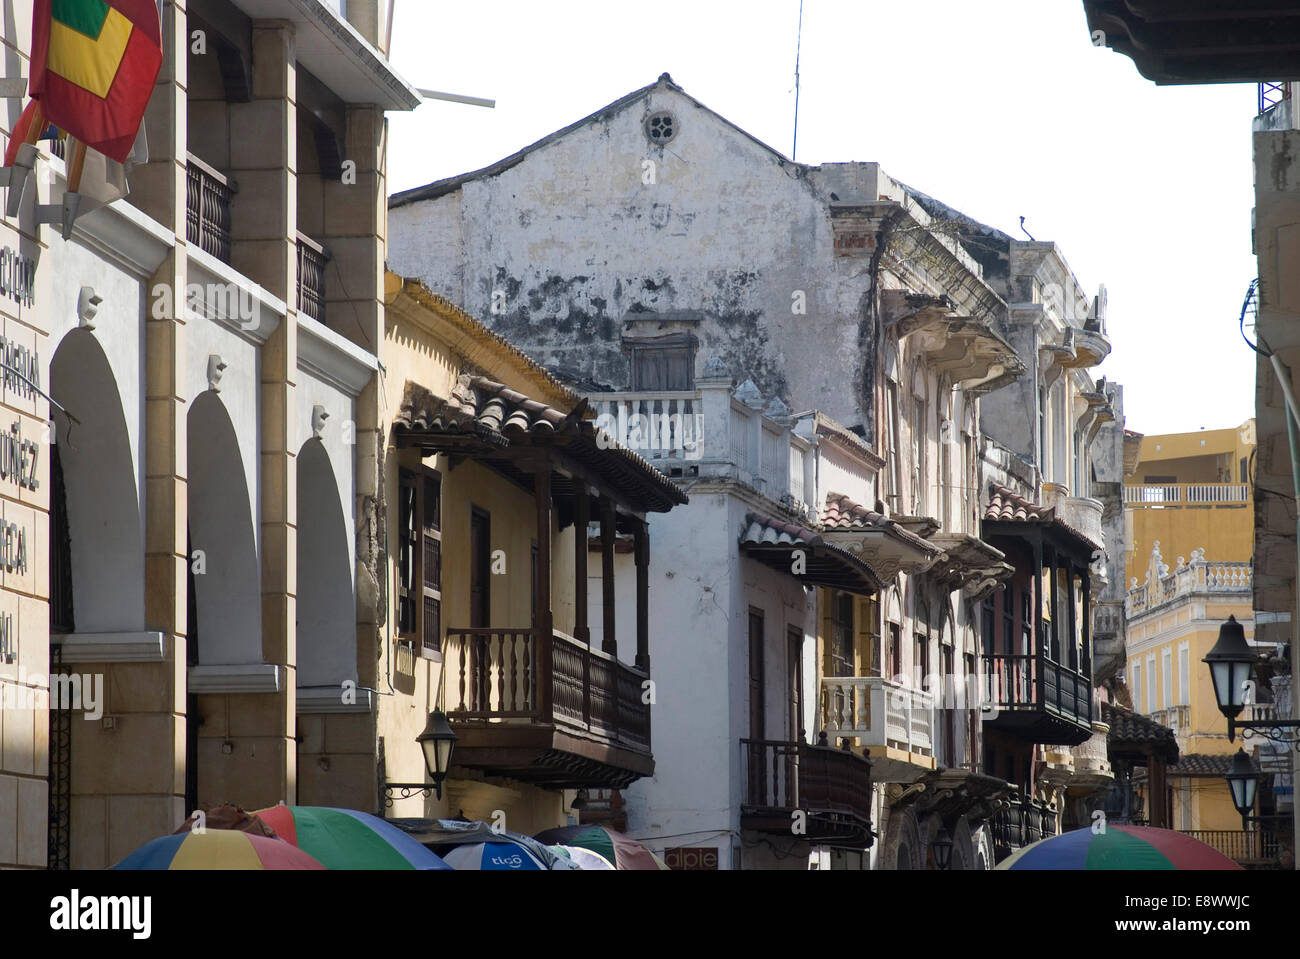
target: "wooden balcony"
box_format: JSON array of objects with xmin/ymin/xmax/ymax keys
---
[
  {"xmin": 820, "ymin": 676, "xmax": 935, "ymax": 782},
  {"xmin": 443, "ymin": 626, "xmax": 653, "ymax": 789},
  {"xmin": 983, "ymin": 652, "xmax": 1093, "ymax": 746},
  {"xmin": 185, "ymin": 153, "xmax": 237, "ymax": 263},
  {"xmin": 739, "ymin": 738, "xmax": 874, "ymax": 848}
]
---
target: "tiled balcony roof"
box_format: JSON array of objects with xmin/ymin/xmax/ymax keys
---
[
  {"xmin": 395, "ymin": 375, "xmax": 687, "ymax": 511},
  {"xmin": 1102, "ymin": 702, "xmax": 1179, "ymax": 765},
  {"xmin": 821, "ymin": 492, "xmax": 936, "ymax": 553}
]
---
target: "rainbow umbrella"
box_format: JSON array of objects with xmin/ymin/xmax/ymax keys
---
[
  {"xmin": 112, "ymin": 830, "xmax": 325, "ymax": 870},
  {"xmin": 254, "ymin": 805, "xmax": 450, "ymax": 870},
  {"xmin": 534, "ymin": 825, "xmax": 665, "ymax": 870},
  {"xmin": 996, "ymin": 825, "xmax": 1244, "ymax": 870}
]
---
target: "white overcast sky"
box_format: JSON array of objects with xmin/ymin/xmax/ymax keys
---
[{"xmin": 385, "ymin": 0, "xmax": 1258, "ymax": 438}]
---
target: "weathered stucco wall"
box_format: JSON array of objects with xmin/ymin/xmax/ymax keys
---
[{"xmin": 389, "ymin": 81, "xmax": 880, "ymax": 431}]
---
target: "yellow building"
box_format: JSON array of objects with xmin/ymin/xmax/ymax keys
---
[
  {"xmin": 313, "ymin": 275, "xmax": 685, "ymax": 836},
  {"xmin": 1123, "ymin": 421, "xmax": 1255, "ymax": 581},
  {"xmin": 1123, "ymin": 421, "xmax": 1272, "ymax": 856}
]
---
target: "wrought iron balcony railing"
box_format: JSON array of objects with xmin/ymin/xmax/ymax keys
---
[{"xmin": 185, "ymin": 153, "xmax": 237, "ymax": 263}]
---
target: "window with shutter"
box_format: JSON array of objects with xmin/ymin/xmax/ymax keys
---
[
  {"xmin": 398, "ymin": 468, "xmax": 443, "ymax": 658},
  {"xmin": 627, "ymin": 336, "xmax": 697, "ymax": 391}
]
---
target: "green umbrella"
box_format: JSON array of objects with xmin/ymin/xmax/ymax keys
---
[{"xmin": 534, "ymin": 825, "xmax": 666, "ymax": 870}]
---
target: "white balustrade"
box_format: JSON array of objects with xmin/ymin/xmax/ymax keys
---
[{"xmin": 820, "ymin": 675, "xmax": 934, "ymax": 757}]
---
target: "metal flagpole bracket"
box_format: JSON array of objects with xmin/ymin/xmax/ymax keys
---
[
  {"xmin": 0, "ymin": 142, "xmax": 39, "ymax": 217},
  {"xmin": 36, "ymin": 191, "xmax": 82, "ymax": 240}
]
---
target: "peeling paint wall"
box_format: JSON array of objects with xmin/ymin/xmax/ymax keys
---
[{"xmin": 389, "ymin": 84, "xmax": 881, "ymax": 431}]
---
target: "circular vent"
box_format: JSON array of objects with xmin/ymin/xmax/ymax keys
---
[{"xmin": 646, "ymin": 111, "xmax": 677, "ymax": 146}]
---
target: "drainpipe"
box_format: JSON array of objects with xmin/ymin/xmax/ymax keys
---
[{"xmin": 1267, "ymin": 351, "xmax": 1300, "ymax": 870}]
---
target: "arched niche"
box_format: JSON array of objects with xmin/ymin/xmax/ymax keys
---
[
  {"xmin": 187, "ymin": 390, "xmax": 261, "ymax": 663},
  {"xmin": 296, "ymin": 437, "xmax": 355, "ymax": 687},
  {"xmin": 50, "ymin": 330, "xmax": 144, "ymax": 633}
]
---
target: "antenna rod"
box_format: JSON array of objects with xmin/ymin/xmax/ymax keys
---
[{"xmin": 792, "ymin": 0, "xmax": 804, "ymax": 160}]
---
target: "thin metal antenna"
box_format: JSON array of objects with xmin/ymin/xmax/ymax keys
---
[{"xmin": 792, "ymin": 0, "xmax": 804, "ymax": 161}]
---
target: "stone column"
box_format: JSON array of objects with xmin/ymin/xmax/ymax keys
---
[{"xmin": 232, "ymin": 20, "xmax": 296, "ymax": 809}]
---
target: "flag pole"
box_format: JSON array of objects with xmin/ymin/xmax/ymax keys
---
[
  {"xmin": 66, "ymin": 138, "xmax": 87, "ymax": 193},
  {"xmin": 22, "ymin": 101, "xmax": 44, "ymax": 148}
]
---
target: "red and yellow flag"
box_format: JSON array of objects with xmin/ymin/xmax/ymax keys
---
[{"xmin": 26, "ymin": 0, "xmax": 162, "ymax": 163}]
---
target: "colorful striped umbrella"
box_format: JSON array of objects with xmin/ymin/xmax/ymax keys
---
[
  {"xmin": 996, "ymin": 825, "xmax": 1244, "ymax": 870},
  {"xmin": 442, "ymin": 841, "xmax": 548, "ymax": 871},
  {"xmin": 112, "ymin": 829, "xmax": 325, "ymax": 870},
  {"xmin": 254, "ymin": 805, "xmax": 451, "ymax": 870},
  {"xmin": 534, "ymin": 825, "xmax": 665, "ymax": 870}
]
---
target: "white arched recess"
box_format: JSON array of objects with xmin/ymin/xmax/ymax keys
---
[
  {"xmin": 296, "ymin": 437, "xmax": 355, "ymax": 688},
  {"xmin": 293, "ymin": 315, "xmax": 375, "ymax": 712},
  {"xmin": 187, "ymin": 391, "xmax": 262, "ymax": 665},
  {"xmin": 46, "ymin": 199, "xmax": 173, "ymax": 665},
  {"xmin": 50, "ymin": 332, "xmax": 146, "ymax": 635}
]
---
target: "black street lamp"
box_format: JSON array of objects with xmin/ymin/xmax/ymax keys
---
[
  {"xmin": 1204, "ymin": 616, "xmax": 1255, "ymax": 722},
  {"xmin": 1203, "ymin": 616, "xmax": 1300, "ymax": 745},
  {"xmin": 384, "ymin": 709, "xmax": 458, "ymax": 807},
  {"xmin": 931, "ymin": 826, "xmax": 954, "ymax": 871},
  {"xmin": 1225, "ymin": 748, "xmax": 1259, "ymax": 822}
]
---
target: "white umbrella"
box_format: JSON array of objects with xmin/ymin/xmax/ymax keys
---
[
  {"xmin": 556, "ymin": 844, "xmax": 615, "ymax": 870},
  {"xmin": 442, "ymin": 841, "xmax": 547, "ymax": 870}
]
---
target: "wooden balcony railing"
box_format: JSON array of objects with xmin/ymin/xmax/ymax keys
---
[
  {"xmin": 443, "ymin": 626, "xmax": 650, "ymax": 753},
  {"xmin": 296, "ymin": 232, "xmax": 329, "ymax": 323},
  {"xmin": 820, "ymin": 675, "xmax": 934, "ymax": 756},
  {"xmin": 739, "ymin": 738, "xmax": 873, "ymax": 827},
  {"xmin": 1124, "ymin": 483, "xmax": 1249, "ymax": 509},
  {"xmin": 1180, "ymin": 829, "xmax": 1279, "ymax": 863},
  {"xmin": 984, "ymin": 653, "xmax": 1092, "ymax": 725},
  {"xmin": 185, "ymin": 153, "xmax": 237, "ymax": 263}
]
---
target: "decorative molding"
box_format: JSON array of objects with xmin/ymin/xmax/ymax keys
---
[
  {"xmin": 297, "ymin": 685, "xmax": 373, "ymax": 713},
  {"xmin": 188, "ymin": 663, "xmax": 282, "ymax": 693},
  {"xmin": 66, "ymin": 168, "xmax": 175, "ymax": 279},
  {"xmin": 53, "ymin": 631, "xmax": 166, "ymax": 663},
  {"xmin": 297, "ymin": 313, "xmax": 378, "ymax": 396},
  {"xmin": 186, "ymin": 245, "xmax": 285, "ymax": 345}
]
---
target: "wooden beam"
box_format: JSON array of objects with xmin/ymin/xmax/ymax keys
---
[
  {"xmin": 574, "ymin": 486, "xmax": 590, "ymax": 644},
  {"xmin": 634, "ymin": 517, "xmax": 649, "ymax": 671},
  {"xmin": 534, "ymin": 453, "xmax": 554, "ymax": 715},
  {"xmin": 600, "ymin": 495, "xmax": 617, "ymax": 657}
]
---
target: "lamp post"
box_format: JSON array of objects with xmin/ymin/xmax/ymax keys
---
[
  {"xmin": 1203, "ymin": 616, "xmax": 1300, "ymax": 745},
  {"xmin": 383, "ymin": 709, "xmax": 457, "ymax": 807},
  {"xmin": 1225, "ymin": 748, "xmax": 1260, "ymax": 826},
  {"xmin": 931, "ymin": 826, "xmax": 954, "ymax": 871}
]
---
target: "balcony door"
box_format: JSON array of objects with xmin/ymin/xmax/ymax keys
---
[
  {"xmin": 749, "ymin": 609, "xmax": 765, "ymax": 741},
  {"xmin": 470, "ymin": 507, "xmax": 491, "ymax": 708},
  {"xmin": 787, "ymin": 627, "xmax": 804, "ymax": 743}
]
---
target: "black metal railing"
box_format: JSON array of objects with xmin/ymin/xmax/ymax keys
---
[
  {"xmin": 185, "ymin": 153, "xmax": 237, "ymax": 263},
  {"xmin": 296, "ymin": 232, "xmax": 329, "ymax": 322},
  {"xmin": 992, "ymin": 797, "xmax": 1058, "ymax": 856}
]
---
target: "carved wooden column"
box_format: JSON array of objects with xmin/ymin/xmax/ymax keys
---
[
  {"xmin": 634, "ymin": 517, "xmax": 649, "ymax": 672},
  {"xmin": 600, "ymin": 495, "xmax": 617, "ymax": 658},
  {"xmin": 573, "ymin": 486, "xmax": 589, "ymax": 645},
  {"xmin": 534, "ymin": 455, "xmax": 553, "ymax": 715}
]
